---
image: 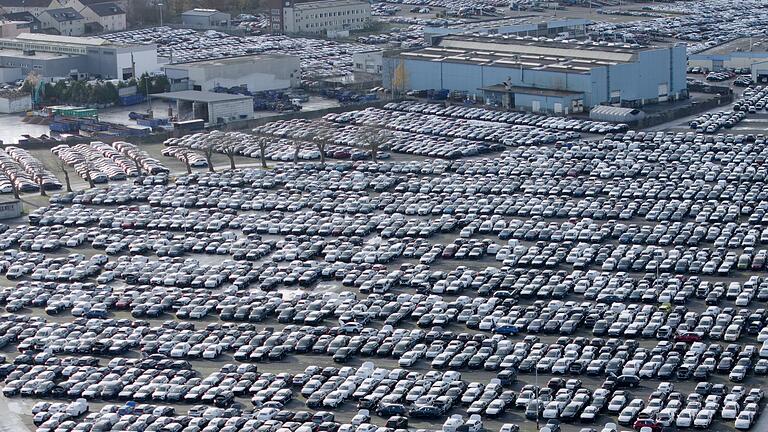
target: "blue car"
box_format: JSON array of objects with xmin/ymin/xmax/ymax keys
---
[{"xmin": 493, "ymin": 325, "xmax": 519, "ymax": 335}]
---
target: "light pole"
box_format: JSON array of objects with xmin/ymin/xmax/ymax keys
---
[{"xmin": 158, "ymin": 2, "xmax": 164, "ymax": 27}]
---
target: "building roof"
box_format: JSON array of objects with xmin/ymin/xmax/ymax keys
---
[
  {"xmin": 42, "ymin": 7, "xmax": 84, "ymax": 22},
  {"xmin": 0, "ymin": 89, "xmax": 29, "ymax": 99},
  {"xmin": 0, "ymin": 0, "xmax": 50, "ymax": 7},
  {"xmin": 1, "ymin": 11, "xmax": 40, "ymax": 24},
  {"xmin": 395, "ymin": 34, "xmax": 673, "ymax": 74},
  {"xmin": 483, "ymin": 84, "xmax": 583, "ymax": 98},
  {"xmin": 169, "ymin": 53, "xmax": 298, "ymax": 68},
  {"xmin": 15, "ymin": 32, "xmax": 109, "ymax": 46},
  {"xmin": 292, "ymin": 0, "xmax": 368, "ymax": 10},
  {"xmin": 153, "ymin": 90, "xmax": 253, "ymax": 103},
  {"xmin": 182, "ymin": 8, "xmax": 227, "ymax": 17},
  {"xmin": 89, "ymin": 2, "xmax": 125, "ymax": 17}
]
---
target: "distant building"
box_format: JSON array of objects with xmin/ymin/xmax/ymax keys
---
[
  {"xmin": 269, "ymin": 0, "xmax": 371, "ymax": 35},
  {"xmin": 1, "ymin": 12, "xmax": 40, "ymax": 32},
  {"xmin": 163, "ymin": 54, "xmax": 300, "ymax": 92},
  {"xmin": 0, "ymin": 20, "xmax": 29, "ymax": 37},
  {"xmin": 39, "ymin": 7, "xmax": 85, "ymax": 36},
  {"xmin": 181, "ymin": 8, "xmax": 230, "ymax": 29},
  {"xmin": 0, "ymin": 33, "xmax": 158, "ymax": 80},
  {"xmin": 81, "ymin": 2, "xmax": 125, "ymax": 32},
  {"xmin": 0, "ymin": 0, "xmax": 127, "ymax": 34},
  {"xmin": 0, "ymin": 89, "xmax": 30, "ymax": 113}
]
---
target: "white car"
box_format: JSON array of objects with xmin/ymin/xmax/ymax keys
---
[
  {"xmin": 676, "ymin": 409, "xmax": 695, "ymax": 428},
  {"xmin": 735, "ymin": 411, "xmax": 754, "ymax": 430},
  {"xmin": 721, "ymin": 402, "xmax": 740, "ymax": 420},
  {"xmin": 694, "ymin": 409, "xmax": 714, "ymax": 428}
]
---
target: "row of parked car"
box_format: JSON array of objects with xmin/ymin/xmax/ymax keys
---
[{"xmin": 102, "ymin": 28, "xmax": 375, "ymax": 80}]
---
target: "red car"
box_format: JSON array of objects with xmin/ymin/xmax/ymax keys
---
[
  {"xmin": 674, "ymin": 331, "xmax": 702, "ymax": 343},
  {"xmin": 633, "ymin": 419, "xmax": 662, "ymax": 432}
]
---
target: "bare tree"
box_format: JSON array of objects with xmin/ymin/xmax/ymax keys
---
[
  {"xmin": 293, "ymin": 139, "xmax": 302, "ymax": 166},
  {"xmin": 257, "ymin": 138, "xmax": 269, "ymax": 169},
  {"xmin": 8, "ymin": 177, "xmax": 19, "ymax": 200},
  {"xmin": 221, "ymin": 142, "xmax": 237, "ymax": 170},
  {"xmin": 306, "ymin": 131, "xmax": 326, "ymax": 167},
  {"xmin": 358, "ymin": 127, "xmax": 391, "ymax": 163},
  {"xmin": 83, "ymin": 161, "xmax": 95, "ymax": 188},
  {"xmin": 179, "ymin": 150, "xmax": 192, "ymax": 174},
  {"xmin": 55, "ymin": 158, "xmax": 72, "ymax": 193},
  {"xmin": 32, "ymin": 169, "xmax": 46, "ymax": 197},
  {"xmin": 201, "ymin": 143, "xmax": 216, "ymax": 173},
  {"xmin": 129, "ymin": 153, "xmax": 143, "ymax": 177}
]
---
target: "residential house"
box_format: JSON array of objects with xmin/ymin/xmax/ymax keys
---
[{"xmin": 39, "ymin": 7, "xmax": 85, "ymax": 35}]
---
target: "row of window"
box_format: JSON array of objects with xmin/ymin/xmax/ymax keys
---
[
  {"xmin": 302, "ymin": 17, "xmax": 366, "ymax": 28},
  {"xmin": 299, "ymin": 8, "xmax": 367, "ymax": 20}
]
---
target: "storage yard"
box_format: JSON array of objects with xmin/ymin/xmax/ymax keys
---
[{"xmin": 0, "ymin": 1, "xmax": 764, "ymax": 432}]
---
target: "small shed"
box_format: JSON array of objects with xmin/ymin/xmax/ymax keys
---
[
  {"xmin": 0, "ymin": 198, "xmax": 21, "ymax": 219},
  {"xmin": 0, "ymin": 90, "xmax": 31, "ymax": 113},
  {"xmin": 590, "ymin": 105, "xmax": 646, "ymax": 123}
]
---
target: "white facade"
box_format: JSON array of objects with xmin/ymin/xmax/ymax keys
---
[
  {"xmin": 0, "ymin": 91, "xmax": 31, "ymax": 113},
  {"xmin": 0, "ymin": 199, "xmax": 21, "ymax": 219},
  {"xmin": 163, "ymin": 54, "xmax": 300, "ymax": 92},
  {"xmin": 116, "ymin": 46, "xmax": 159, "ymax": 79},
  {"xmin": 353, "ymin": 50, "xmax": 382, "ymax": 74},
  {"xmin": 282, "ymin": 0, "xmax": 371, "ymax": 35},
  {"xmin": 209, "ymin": 99, "xmax": 254, "ymax": 124}
]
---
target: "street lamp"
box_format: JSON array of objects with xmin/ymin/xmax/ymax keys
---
[{"xmin": 157, "ymin": 2, "xmax": 164, "ymax": 27}]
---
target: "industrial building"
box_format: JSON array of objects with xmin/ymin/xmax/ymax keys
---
[
  {"xmin": 154, "ymin": 90, "xmax": 254, "ymax": 125},
  {"xmin": 164, "ymin": 54, "xmax": 300, "ymax": 93},
  {"xmin": 353, "ymin": 50, "xmax": 382, "ymax": 75},
  {"xmin": 181, "ymin": 8, "xmax": 231, "ymax": 29},
  {"xmin": 0, "ymin": 33, "xmax": 158, "ymax": 80},
  {"xmin": 269, "ymin": 0, "xmax": 371, "ymax": 35},
  {"xmin": 383, "ymin": 35, "xmax": 687, "ymax": 113},
  {"xmin": 753, "ymin": 61, "xmax": 768, "ymax": 84},
  {"xmin": 688, "ymin": 37, "xmax": 768, "ymax": 71}
]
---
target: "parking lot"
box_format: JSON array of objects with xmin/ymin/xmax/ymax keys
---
[{"xmin": 0, "ymin": 84, "xmax": 765, "ymax": 432}]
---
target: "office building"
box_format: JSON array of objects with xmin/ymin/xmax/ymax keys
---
[{"xmin": 269, "ymin": 0, "xmax": 371, "ymax": 35}]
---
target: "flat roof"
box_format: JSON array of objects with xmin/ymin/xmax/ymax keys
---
[
  {"xmin": 15, "ymin": 32, "xmax": 110, "ymax": 46},
  {"xmin": 483, "ymin": 84, "xmax": 583, "ymax": 98},
  {"xmin": 438, "ymin": 34, "xmax": 649, "ymax": 62},
  {"xmin": 399, "ymin": 46, "xmax": 606, "ymax": 74},
  {"xmin": 294, "ymin": 0, "xmax": 368, "ymax": 10},
  {"xmin": 0, "ymin": 47, "xmax": 82, "ymax": 59},
  {"xmin": 169, "ymin": 53, "xmax": 297, "ymax": 68},
  {"xmin": 182, "ymin": 8, "xmax": 227, "ymax": 17},
  {"xmin": 153, "ymin": 90, "xmax": 253, "ymax": 103}
]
